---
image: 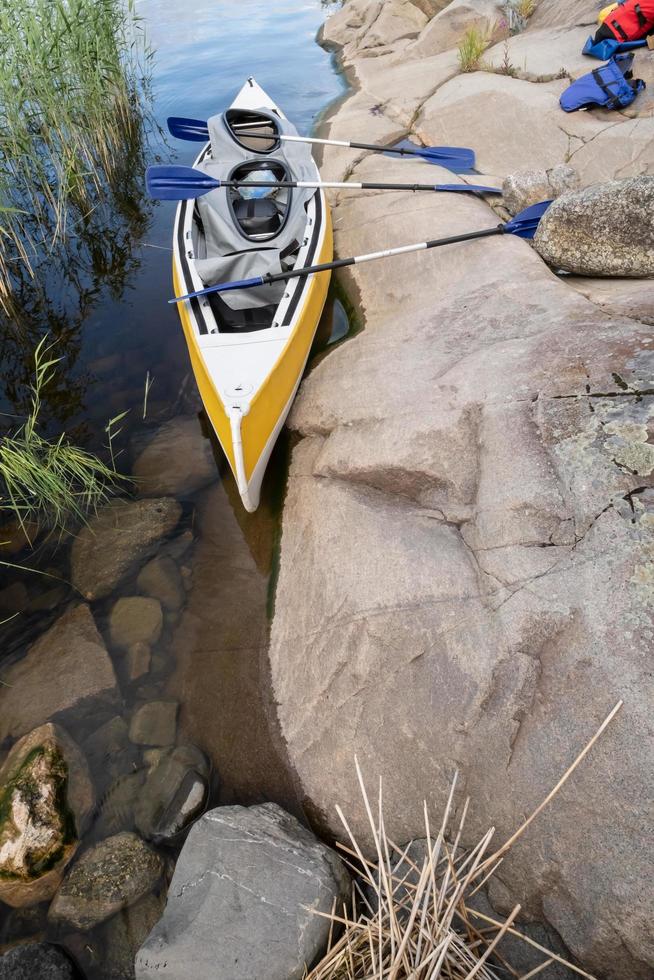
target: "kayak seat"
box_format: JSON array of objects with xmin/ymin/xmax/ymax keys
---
[
  {"xmin": 207, "ymin": 291, "xmax": 277, "ymax": 333},
  {"xmin": 232, "ymin": 197, "xmax": 282, "ymax": 239}
]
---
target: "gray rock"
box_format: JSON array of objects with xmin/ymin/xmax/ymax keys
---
[
  {"xmin": 0, "ymin": 942, "xmax": 77, "ymax": 980},
  {"xmin": 0, "ymin": 605, "xmax": 119, "ymax": 744},
  {"xmin": 49, "ymin": 832, "xmax": 164, "ymax": 931},
  {"xmin": 135, "ymin": 803, "xmax": 349, "ymax": 979},
  {"xmin": 134, "ymin": 747, "xmax": 208, "ymax": 841},
  {"xmin": 131, "ymin": 416, "xmax": 216, "ymax": 498},
  {"xmin": 70, "ymin": 498, "xmax": 182, "ymax": 601},
  {"xmin": 129, "ymin": 701, "xmax": 178, "ymax": 747},
  {"xmin": 534, "ymin": 176, "xmax": 654, "ymax": 276},
  {"xmin": 502, "ymin": 164, "xmax": 579, "ymax": 215},
  {"xmin": 126, "ymin": 642, "xmax": 152, "ymax": 682},
  {"xmin": 137, "ymin": 557, "xmax": 185, "ymax": 612},
  {"xmin": 0, "ymin": 723, "xmax": 94, "ymax": 908},
  {"xmin": 109, "ymin": 597, "xmax": 163, "ymax": 650}
]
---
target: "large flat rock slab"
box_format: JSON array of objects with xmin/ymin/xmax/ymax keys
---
[{"xmin": 272, "ymin": 13, "xmax": 654, "ymax": 971}]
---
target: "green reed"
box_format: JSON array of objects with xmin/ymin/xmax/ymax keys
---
[
  {"xmin": 0, "ymin": 0, "xmax": 151, "ymax": 314},
  {"xmin": 0, "ymin": 337, "xmax": 127, "ymax": 540}
]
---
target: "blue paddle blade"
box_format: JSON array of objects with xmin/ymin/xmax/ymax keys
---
[
  {"xmin": 169, "ymin": 276, "xmax": 265, "ymax": 304},
  {"xmin": 435, "ymin": 183, "xmax": 501, "ymax": 195},
  {"xmin": 419, "ymin": 146, "xmax": 476, "ymax": 169},
  {"xmin": 146, "ymin": 165, "xmax": 221, "ymax": 200},
  {"xmin": 504, "ymin": 199, "xmax": 552, "ymax": 239},
  {"xmin": 167, "ymin": 116, "xmax": 210, "ymax": 142}
]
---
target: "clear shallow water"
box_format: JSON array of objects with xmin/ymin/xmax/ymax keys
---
[{"xmin": 0, "ymin": 2, "xmax": 347, "ymax": 975}]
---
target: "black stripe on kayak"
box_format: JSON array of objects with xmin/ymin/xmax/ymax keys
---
[
  {"xmin": 282, "ymin": 190, "xmax": 323, "ymax": 328},
  {"xmin": 177, "ymin": 145, "xmax": 211, "ymax": 335}
]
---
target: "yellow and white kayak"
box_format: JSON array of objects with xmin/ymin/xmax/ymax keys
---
[{"xmin": 172, "ymin": 77, "xmax": 332, "ymax": 512}]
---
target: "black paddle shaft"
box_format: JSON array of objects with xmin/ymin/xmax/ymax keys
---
[
  {"xmin": 234, "ymin": 129, "xmax": 445, "ymax": 159},
  {"xmin": 221, "ymin": 179, "xmax": 471, "ymax": 192},
  {"xmin": 259, "ymin": 225, "xmax": 504, "ymax": 286}
]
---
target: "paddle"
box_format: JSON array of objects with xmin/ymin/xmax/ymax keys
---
[
  {"xmin": 167, "ymin": 115, "xmax": 475, "ymax": 170},
  {"xmin": 146, "ymin": 165, "xmax": 501, "ymax": 201},
  {"xmin": 169, "ymin": 201, "xmax": 552, "ymax": 305}
]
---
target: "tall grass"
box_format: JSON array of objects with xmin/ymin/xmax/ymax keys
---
[
  {"xmin": 0, "ymin": 337, "xmax": 127, "ymax": 541},
  {"xmin": 457, "ymin": 26, "xmax": 491, "ymax": 72},
  {"xmin": 0, "ymin": 0, "xmax": 152, "ymax": 314}
]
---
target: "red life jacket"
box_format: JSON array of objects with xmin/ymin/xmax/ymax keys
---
[{"xmin": 605, "ymin": 0, "xmax": 654, "ymax": 40}]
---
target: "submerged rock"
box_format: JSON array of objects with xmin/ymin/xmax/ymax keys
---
[
  {"xmin": 137, "ymin": 556, "xmax": 185, "ymax": 612},
  {"xmin": 100, "ymin": 892, "xmax": 165, "ymax": 980},
  {"xmin": 135, "ymin": 803, "xmax": 349, "ymax": 979},
  {"xmin": 131, "ymin": 416, "xmax": 216, "ymax": 498},
  {"xmin": 49, "ymin": 832, "xmax": 163, "ymax": 931},
  {"xmin": 109, "ymin": 597, "xmax": 163, "ymax": 650},
  {"xmin": 0, "ymin": 724, "xmax": 94, "ymax": 908},
  {"xmin": 0, "ymin": 604, "xmax": 119, "ymax": 744},
  {"xmin": 134, "ymin": 745, "xmax": 208, "ymax": 842},
  {"xmin": 129, "ymin": 701, "xmax": 178, "ymax": 747},
  {"xmin": 0, "ymin": 942, "xmax": 78, "ymax": 980},
  {"xmin": 534, "ymin": 176, "xmax": 654, "ymax": 276},
  {"xmin": 70, "ymin": 498, "xmax": 182, "ymax": 601},
  {"xmin": 502, "ymin": 165, "xmax": 579, "ymax": 215},
  {"xmin": 126, "ymin": 642, "xmax": 152, "ymax": 682}
]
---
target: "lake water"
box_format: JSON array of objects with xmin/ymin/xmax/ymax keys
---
[{"xmin": 0, "ymin": 1, "xmax": 346, "ymax": 974}]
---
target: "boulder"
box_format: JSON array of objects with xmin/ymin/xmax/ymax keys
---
[
  {"xmin": 134, "ymin": 745, "xmax": 208, "ymax": 842},
  {"xmin": 0, "ymin": 605, "xmax": 119, "ymax": 744},
  {"xmin": 404, "ymin": 0, "xmax": 502, "ymax": 59},
  {"xmin": 534, "ymin": 176, "xmax": 654, "ymax": 276},
  {"xmin": 0, "ymin": 942, "xmax": 78, "ymax": 980},
  {"xmin": 0, "ymin": 724, "xmax": 94, "ymax": 908},
  {"xmin": 135, "ymin": 803, "xmax": 350, "ymax": 979},
  {"xmin": 109, "ymin": 597, "xmax": 163, "ymax": 650},
  {"xmin": 321, "ymin": 0, "xmax": 428, "ymax": 63},
  {"xmin": 137, "ymin": 557, "xmax": 185, "ymax": 612},
  {"xmin": 129, "ymin": 701, "xmax": 178, "ymax": 747},
  {"xmin": 131, "ymin": 416, "xmax": 216, "ymax": 498},
  {"xmin": 70, "ymin": 497, "xmax": 182, "ymax": 601},
  {"xmin": 48, "ymin": 832, "xmax": 164, "ymax": 931},
  {"xmin": 502, "ymin": 165, "xmax": 579, "ymax": 215}
]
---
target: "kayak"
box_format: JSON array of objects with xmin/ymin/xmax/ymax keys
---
[{"xmin": 171, "ymin": 77, "xmax": 332, "ymax": 512}]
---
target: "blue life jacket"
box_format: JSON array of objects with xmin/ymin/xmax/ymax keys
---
[
  {"xmin": 582, "ymin": 34, "xmax": 647, "ymax": 58},
  {"xmin": 560, "ymin": 54, "xmax": 645, "ymax": 111}
]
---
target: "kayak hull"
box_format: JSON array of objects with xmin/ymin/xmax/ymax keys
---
[{"xmin": 171, "ymin": 78, "xmax": 332, "ymax": 511}]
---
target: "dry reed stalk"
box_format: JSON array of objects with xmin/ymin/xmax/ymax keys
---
[{"xmin": 306, "ymin": 702, "xmax": 622, "ymax": 980}]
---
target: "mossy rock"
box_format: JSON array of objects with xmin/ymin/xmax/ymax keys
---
[{"xmin": 0, "ymin": 723, "xmax": 94, "ymax": 908}]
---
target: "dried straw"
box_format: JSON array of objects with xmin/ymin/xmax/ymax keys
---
[{"xmin": 306, "ymin": 702, "xmax": 622, "ymax": 980}]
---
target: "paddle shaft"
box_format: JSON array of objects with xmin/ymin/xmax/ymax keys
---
[
  {"xmin": 260, "ymin": 226, "xmax": 504, "ymax": 282},
  {"xmin": 172, "ymin": 225, "xmax": 505, "ymax": 304},
  {"xmin": 233, "ymin": 129, "xmax": 455, "ymax": 158},
  {"xmin": 207, "ymin": 178, "xmax": 497, "ymax": 193}
]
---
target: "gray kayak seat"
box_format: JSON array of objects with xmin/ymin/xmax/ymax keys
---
[{"xmin": 193, "ymin": 108, "xmax": 317, "ymax": 311}]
